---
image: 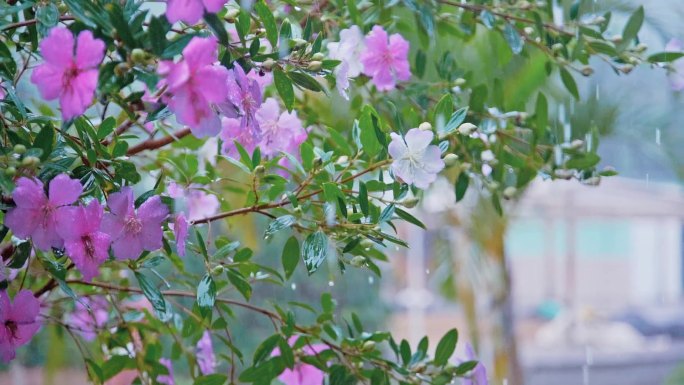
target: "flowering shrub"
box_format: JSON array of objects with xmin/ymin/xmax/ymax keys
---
[{"xmin": 0, "ymin": 1, "xmax": 677, "ymax": 384}]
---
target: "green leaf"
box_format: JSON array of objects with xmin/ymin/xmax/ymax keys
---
[
  {"xmin": 195, "ymin": 228, "xmax": 210, "ymax": 261},
  {"xmin": 434, "ymin": 328, "xmax": 458, "ymax": 366},
  {"xmin": 469, "ymin": 84, "xmax": 488, "ymax": 112},
  {"xmin": 282, "ymin": 236, "xmax": 300, "ymax": 279},
  {"xmin": 503, "ymin": 23, "xmax": 524, "ymax": 54},
  {"xmin": 433, "ymin": 94, "xmax": 454, "ymax": 130},
  {"xmin": 102, "ymin": 356, "xmax": 136, "ymax": 380},
  {"xmin": 97, "ymin": 117, "xmax": 116, "ymax": 140},
  {"xmin": 359, "ymin": 106, "xmax": 381, "ymax": 157},
  {"xmin": 204, "ymin": 13, "xmax": 230, "ymax": 46},
  {"xmin": 443, "ymin": 107, "xmax": 468, "ymax": 135},
  {"xmin": 226, "ymin": 269, "xmax": 252, "ymax": 300},
  {"xmin": 148, "ymin": 16, "xmax": 169, "ymax": 56},
  {"xmin": 196, "ymin": 274, "xmax": 216, "ymax": 311},
  {"xmin": 535, "ymin": 92, "xmax": 548, "ymax": 139},
  {"xmin": 274, "ymin": 68, "xmax": 295, "ymax": 112},
  {"xmin": 560, "ymin": 68, "xmax": 579, "ymax": 100},
  {"xmin": 302, "ymin": 231, "xmax": 328, "ymax": 275},
  {"xmin": 620, "ymin": 6, "xmax": 644, "ymax": 49},
  {"xmin": 358, "ymin": 182, "xmax": 369, "ymax": 216},
  {"xmin": 455, "ymin": 172, "xmax": 469, "ymax": 202},
  {"xmin": 265, "ymin": 215, "xmax": 296, "ymax": 239},
  {"xmin": 566, "ymin": 153, "xmax": 600, "ymax": 169},
  {"xmin": 288, "ymin": 71, "xmax": 324, "ymax": 92},
  {"xmin": 395, "ymin": 207, "xmax": 426, "ymax": 229},
  {"xmin": 108, "ymin": 3, "xmax": 136, "ymax": 48},
  {"xmin": 7, "ymin": 241, "xmax": 31, "ymax": 269},
  {"xmin": 253, "ymin": 334, "xmax": 281, "ymax": 365},
  {"xmin": 213, "ymin": 241, "xmax": 240, "ymax": 259},
  {"xmin": 33, "ymin": 123, "xmax": 55, "ymax": 161},
  {"xmin": 194, "ymin": 374, "xmax": 228, "ymax": 385},
  {"xmin": 135, "ymin": 272, "xmax": 166, "ymax": 315},
  {"xmin": 254, "ymin": 0, "xmax": 278, "ymax": 48},
  {"xmin": 648, "ymin": 52, "xmax": 684, "ymax": 63},
  {"xmin": 415, "ymin": 50, "xmax": 426, "ymax": 78}
]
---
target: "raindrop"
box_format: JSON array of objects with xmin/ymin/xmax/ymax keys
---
[
  {"xmin": 425, "ymin": 269, "xmax": 430, "ymax": 275},
  {"xmin": 583, "ymin": 365, "xmax": 590, "ymax": 385},
  {"xmin": 291, "ymin": 283, "xmax": 297, "ymax": 290},
  {"xmin": 595, "ymin": 85, "xmax": 600, "ymax": 101},
  {"xmin": 554, "ymin": 145, "xmax": 563, "ymax": 166},
  {"xmin": 328, "ymin": 280, "xmax": 335, "ymax": 287},
  {"xmin": 563, "ymin": 123, "xmax": 572, "ymax": 143},
  {"xmin": 585, "ymin": 346, "xmax": 593, "ymax": 365},
  {"xmin": 368, "ymin": 276, "xmax": 374, "ymax": 285},
  {"xmin": 656, "ymin": 128, "xmax": 661, "ymax": 146}
]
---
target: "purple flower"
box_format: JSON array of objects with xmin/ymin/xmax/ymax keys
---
[
  {"xmin": 102, "ymin": 188, "xmax": 168, "ymax": 260},
  {"xmin": 360, "ymin": 25, "xmax": 411, "ymax": 91},
  {"xmin": 157, "ymin": 358, "xmax": 175, "ymax": 385},
  {"xmin": 0, "ymin": 289, "xmax": 41, "ymax": 363},
  {"xmin": 273, "ymin": 336, "xmax": 328, "ymax": 385},
  {"xmin": 665, "ymin": 39, "xmax": 684, "ymax": 91},
  {"xmin": 30, "ymin": 27, "xmax": 105, "ymax": 120},
  {"xmin": 196, "ymin": 331, "xmax": 216, "ymax": 375},
  {"xmin": 5, "ymin": 174, "xmax": 83, "ymax": 250},
  {"xmin": 460, "ymin": 343, "xmax": 488, "ymax": 385},
  {"xmin": 167, "ymin": 182, "xmax": 219, "ymax": 222},
  {"xmin": 388, "ymin": 128, "xmax": 444, "ymax": 189},
  {"xmin": 166, "ymin": 0, "xmax": 227, "ymax": 25},
  {"xmin": 159, "ymin": 37, "xmax": 229, "ymax": 137},
  {"xmin": 56, "ymin": 200, "xmax": 112, "ymax": 281},
  {"xmin": 66, "ymin": 296, "xmax": 109, "ymax": 341},
  {"xmin": 173, "ymin": 213, "xmax": 188, "ymax": 257},
  {"xmin": 220, "ymin": 64, "xmax": 263, "ymax": 137},
  {"xmin": 221, "ymin": 98, "xmax": 307, "ymax": 158}
]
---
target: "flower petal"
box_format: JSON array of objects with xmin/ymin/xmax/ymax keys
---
[
  {"xmin": 75, "ymin": 30, "xmax": 105, "ymax": 70},
  {"xmin": 39, "ymin": 27, "xmax": 74, "ymax": 69},
  {"xmin": 48, "ymin": 174, "xmax": 83, "ymax": 206}
]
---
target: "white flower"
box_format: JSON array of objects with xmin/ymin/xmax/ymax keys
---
[
  {"xmin": 327, "ymin": 25, "xmax": 365, "ymax": 99},
  {"xmin": 389, "ymin": 128, "xmax": 445, "ymax": 189}
]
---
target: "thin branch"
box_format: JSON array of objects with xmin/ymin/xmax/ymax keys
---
[{"xmin": 126, "ymin": 128, "xmax": 192, "ymax": 155}]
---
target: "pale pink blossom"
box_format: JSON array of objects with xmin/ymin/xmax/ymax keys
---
[
  {"xmin": 102, "ymin": 188, "xmax": 168, "ymax": 260},
  {"xmin": 5, "ymin": 174, "xmax": 82, "ymax": 250},
  {"xmin": 66, "ymin": 296, "xmax": 109, "ymax": 341},
  {"xmin": 56, "ymin": 200, "xmax": 112, "ymax": 281},
  {"xmin": 360, "ymin": 26, "xmax": 411, "ymax": 91},
  {"xmin": 166, "ymin": 0, "xmax": 227, "ymax": 25},
  {"xmin": 167, "ymin": 182, "xmax": 219, "ymax": 222},
  {"xmin": 196, "ymin": 331, "xmax": 216, "ymax": 375},
  {"xmin": 31, "ymin": 27, "xmax": 105, "ymax": 120},
  {"xmin": 389, "ymin": 128, "xmax": 444, "ymax": 189},
  {"xmin": 273, "ymin": 336, "xmax": 328, "ymax": 385},
  {"xmin": 159, "ymin": 37, "xmax": 229, "ymax": 137},
  {"xmin": 220, "ymin": 64, "xmax": 263, "ymax": 136},
  {"xmin": 459, "ymin": 343, "xmax": 489, "ymax": 385},
  {"xmin": 157, "ymin": 358, "xmax": 175, "ymax": 385},
  {"xmin": 173, "ymin": 213, "xmax": 188, "ymax": 257},
  {"xmin": 0, "ymin": 290, "xmax": 41, "ymax": 363},
  {"xmin": 328, "ymin": 25, "xmax": 365, "ymax": 98},
  {"xmin": 665, "ymin": 39, "xmax": 684, "ymax": 91}
]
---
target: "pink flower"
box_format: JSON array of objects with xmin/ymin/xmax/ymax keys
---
[
  {"xmin": 102, "ymin": 188, "xmax": 169, "ymax": 260},
  {"xmin": 0, "ymin": 289, "xmax": 41, "ymax": 363},
  {"xmin": 157, "ymin": 358, "xmax": 175, "ymax": 385},
  {"xmin": 459, "ymin": 343, "xmax": 489, "ymax": 385},
  {"xmin": 220, "ymin": 64, "xmax": 263, "ymax": 136},
  {"xmin": 221, "ymin": 98, "xmax": 307, "ymax": 158},
  {"xmin": 173, "ymin": 213, "xmax": 188, "ymax": 257},
  {"xmin": 167, "ymin": 182, "xmax": 219, "ymax": 222},
  {"xmin": 30, "ymin": 27, "xmax": 105, "ymax": 120},
  {"xmin": 389, "ymin": 128, "xmax": 444, "ymax": 189},
  {"xmin": 56, "ymin": 200, "xmax": 112, "ymax": 281},
  {"xmin": 159, "ymin": 37, "xmax": 229, "ymax": 137},
  {"xmin": 66, "ymin": 296, "xmax": 109, "ymax": 341},
  {"xmin": 247, "ymin": 69, "xmax": 273, "ymax": 93},
  {"xmin": 360, "ymin": 26, "xmax": 411, "ymax": 91},
  {"xmin": 665, "ymin": 39, "xmax": 684, "ymax": 91},
  {"xmin": 273, "ymin": 337, "xmax": 327, "ymax": 385},
  {"xmin": 5, "ymin": 174, "xmax": 83, "ymax": 250},
  {"xmin": 196, "ymin": 331, "xmax": 216, "ymax": 375},
  {"xmin": 166, "ymin": 0, "xmax": 227, "ymax": 25}
]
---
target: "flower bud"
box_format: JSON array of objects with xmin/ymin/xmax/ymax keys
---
[
  {"xmin": 635, "ymin": 43, "xmax": 648, "ymax": 52},
  {"xmin": 262, "ymin": 58, "xmax": 276, "ymax": 71},
  {"xmin": 583, "ymin": 176, "xmax": 601, "ymax": 186},
  {"xmin": 13, "ymin": 144, "xmax": 26, "ymax": 154},
  {"xmin": 314, "ymin": 157, "xmax": 323, "ymax": 167},
  {"xmin": 503, "ymin": 186, "xmax": 517, "ymax": 199},
  {"xmin": 570, "ymin": 139, "xmax": 584, "ymax": 149},
  {"xmin": 361, "ymin": 341, "xmax": 376, "ymax": 351},
  {"xmin": 131, "ymin": 48, "xmax": 147, "ymax": 64},
  {"xmin": 610, "ymin": 34, "xmax": 623, "ymax": 44},
  {"xmin": 620, "ymin": 64, "xmax": 634, "ymax": 74},
  {"xmin": 518, "ymin": 0, "xmax": 533, "ymax": 9},
  {"xmin": 400, "ymin": 197, "xmax": 420, "ymax": 208},
  {"xmin": 307, "ymin": 61, "xmax": 322, "ymax": 71},
  {"xmin": 254, "ymin": 165, "xmax": 266, "ymax": 175},
  {"xmin": 225, "ymin": 8, "xmax": 240, "ymax": 22},
  {"xmin": 552, "ymin": 43, "xmax": 564, "ymax": 52},
  {"xmin": 21, "ymin": 156, "xmax": 39, "ymax": 167},
  {"xmin": 211, "ymin": 265, "xmax": 225, "ymax": 275},
  {"xmin": 554, "ymin": 169, "xmax": 574, "ymax": 180},
  {"xmin": 114, "ymin": 62, "xmax": 130, "ymax": 77},
  {"xmin": 443, "ymin": 153, "xmax": 459, "ymax": 167},
  {"xmin": 292, "ymin": 38, "xmax": 307, "ymax": 48},
  {"xmin": 454, "ymin": 78, "xmax": 466, "ymax": 86},
  {"xmin": 350, "ymin": 256, "xmax": 366, "ymax": 267},
  {"xmin": 457, "ymin": 122, "xmax": 477, "ymax": 135},
  {"xmin": 5, "ymin": 167, "xmax": 16, "ymax": 177},
  {"xmin": 293, "ymin": 206, "xmax": 303, "ymax": 214},
  {"xmin": 524, "ymin": 27, "xmax": 535, "ymax": 35},
  {"xmin": 581, "ymin": 66, "xmax": 594, "ymax": 76},
  {"xmin": 594, "ymin": 16, "xmax": 606, "ymax": 24},
  {"xmin": 418, "ymin": 122, "xmax": 432, "ymax": 131},
  {"xmin": 336, "ymin": 155, "xmax": 349, "ymax": 165},
  {"xmin": 311, "ymin": 52, "xmax": 325, "ymax": 61}
]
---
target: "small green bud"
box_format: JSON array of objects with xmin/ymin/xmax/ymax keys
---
[
  {"xmin": 293, "ymin": 206, "xmax": 303, "ymax": 214},
  {"xmin": 581, "ymin": 66, "xmax": 594, "ymax": 76},
  {"xmin": 554, "ymin": 169, "xmax": 574, "ymax": 180},
  {"xmin": 552, "ymin": 43, "xmax": 564, "ymax": 52},
  {"xmin": 225, "ymin": 8, "xmax": 240, "ymax": 22},
  {"xmin": 292, "ymin": 38, "xmax": 307, "ymax": 48},
  {"xmin": 524, "ymin": 27, "xmax": 535, "ymax": 35},
  {"xmin": 443, "ymin": 153, "xmax": 459, "ymax": 167},
  {"xmin": 620, "ymin": 64, "xmax": 634, "ymax": 74},
  {"xmin": 311, "ymin": 52, "xmax": 325, "ymax": 61},
  {"xmin": 5, "ymin": 167, "xmax": 16, "ymax": 177},
  {"xmin": 400, "ymin": 197, "xmax": 420, "ymax": 208},
  {"xmin": 635, "ymin": 43, "xmax": 648, "ymax": 52},
  {"xmin": 114, "ymin": 62, "xmax": 130, "ymax": 77},
  {"xmin": 13, "ymin": 144, "xmax": 26, "ymax": 155},
  {"xmin": 254, "ymin": 165, "xmax": 266, "ymax": 175},
  {"xmin": 130, "ymin": 48, "xmax": 147, "ymax": 64},
  {"xmin": 503, "ymin": 186, "xmax": 517, "ymax": 199},
  {"xmin": 454, "ymin": 78, "xmax": 466, "ymax": 86},
  {"xmin": 350, "ymin": 256, "xmax": 366, "ymax": 267},
  {"xmin": 335, "ymin": 155, "xmax": 349, "ymax": 165},
  {"xmin": 610, "ymin": 34, "xmax": 623, "ymax": 44},
  {"xmin": 307, "ymin": 61, "xmax": 322, "ymax": 71},
  {"xmin": 262, "ymin": 58, "xmax": 276, "ymax": 71},
  {"xmin": 314, "ymin": 157, "xmax": 323, "ymax": 167},
  {"xmin": 570, "ymin": 139, "xmax": 584, "ymax": 149},
  {"xmin": 211, "ymin": 265, "xmax": 225, "ymax": 275},
  {"xmin": 21, "ymin": 156, "xmax": 39, "ymax": 167},
  {"xmin": 457, "ymin": 122, "xmax": 477, "ymax": 135},
  {"xmin": 361, "ymin": 341, "xmax": 376, "ymax": 351},
  {"xmin": 418, "ymin": 122, "xmax": 432, "ymax": 131}
]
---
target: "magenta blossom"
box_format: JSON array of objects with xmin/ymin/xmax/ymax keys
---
[
  {"xmin": 157, "ymin": 358, "xmax": 175, "ymax": 385},
  {"xmin": 56, "ymin": 200, "xmax": 112, "ymax": 281},
  {"xmin": 220, "ymin": 64, "xmax": 263, "ymax": 136},
  {"xmin": 173, "ymin": 213, "xmax": 188, "ymax": 257},
  {"xmin": 5, "ymin": 174, "xmax": 83, "ymax": 250},
  {"xmin": 221, "ymin": 98, "xmax": 307, "ymax": 158},
  {"xmin": 67, "ymin": 296, "xmax": 109, "ymax": 341},
  {"xmin": 460, "ymin": 343, "xmax": 489, "ymax": 385},
  {"xmin": 388, "ymin": 128, "xmax": 444, "ymax": 189},
  {"xmin": 166, "ymin": 0, "xmax": 227, "ymax": 25},
  {"xmin": 0, "ymin": 290, "xmax": 41, "ymax": 363},
  {"xmin": 273, "ymin": 336, "xmax": 328, "ymax": 385},
  {"xmin": 196, "ymin": 331, "xmax": 216, "ymax": 375},
  {"xmin": 360, "ymin": 25, "xmax": 411, "ymax": 91},
  {"xmin": 102, "ymin": 188, "xmax": 169, "ymax": 260},
  {"xmin": 159, "ymin": 36, "xmax": 229, "ymax": 137},
  {"xmin": 31, "ymin": 27, "xmax": 105, "ymax": 120}
]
